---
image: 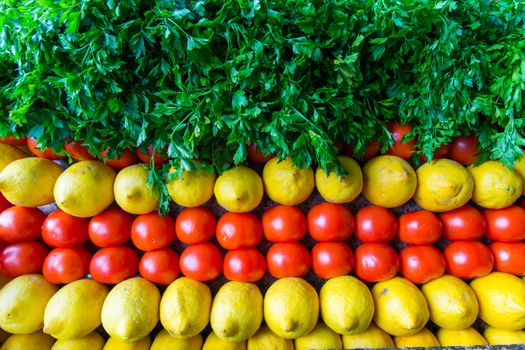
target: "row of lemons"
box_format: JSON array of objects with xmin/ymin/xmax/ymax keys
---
[{"xmin": 1, "ymin": 271, "xmax": 524, "ymax": 349}]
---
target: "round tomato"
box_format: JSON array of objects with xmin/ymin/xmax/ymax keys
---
[
  {"xmin": 216, "ymin": 212, "xmax": 262, "ymax": 250},
  {"xmin": 307, "ymin": 203, "xmax": 354, "ymax": 242},
  {"xmin": 136, "ymin": 145, "xmax": 168, "ymax": 165},
  {"xmin": 267, "ymin": 242, "xmax": 311, "ymax": 278},
  {"xmin": 0, "ymin": 241, "xmax": 49, "ymax": 277},
  {"xmin": 421, "ymin": 143, "xmax": 450, "ymax": 162},
  {"xmin": 311, "ymin": 241, "xmax": 354, "ymax": 279},
  {"xmin": 447, "ymin": 135, "xmax": 479, "ymax": 165},
  {"xmin": 444, "ymin": 241, "xmax": 494, "ymax": 279},
  {"xmin": 262, "ymin": 205, "xmax": 307, "ymax": 243},
  {"xmin": 89, "ymin": 246, "xmax": 139, "ymax": 284},
  {"xmin": 42, "ymin": 210, "xmax": 90, "ymax": 248},
  {"xmin": 0, "ymin": 193, "xmax": 12, "ymax": 212},
  {"xmin": 345, "ymin": 140, "xmax": 381, "ymax": 161},
  {"xmin": 0, "ymin": 206, "xmax": 46, "ymax": 243},
  {"xmin": 139, "ymin": 248, "xmax": 180, "ymax": 285},
  {"xmin": 101, "ymin": 149, "xmax": 138, "ymax": 169},
  {"xmin": 223, "ymin": 248, "xmax": 266, "ymax": 282},
  {"xmin": 439, "ymin": 205, "xmax": 485, "ymax": 241},
  {"xmin": 0, "ymin": 136, "xmax": 27, "ymax": 146},
  {"xmin": 399, "ymin": 245, "xmax": 446, "ymax": 284},
  {"xmin": 131, "ymin": 212, "xmax": 176, "ymax": 251},
  {"xmin": 63, "ymin": 141, "xmax": 95, "ymax": 161},
  {"xmin": 175, "ymin": 207, "xmax": 216, "ymax": 245},
  {"xmin": 179, "ymin": 242, "xmax": 223, "ymax": 281},
  {"xmin": 89, "ymin": 208, "xmax": 133, "ymax": 247},
  {"xmin": 398, "ymin": 210, "xmax": 442, "ymax": 245},
  {"xmin": 484, "ymin": 205, "xmax": 525, "ymax": 242},
  {"xmin": 354, "ymin": 243, "xmax": 399, "ymax": 282},
  {"xmin": 490, "ymin": 242, "xmax": 525, "ymax": 276},
  {"xmin": 355, "ymin": 205, "xmax": 397, "ymax": 243},
  {"xmin": 27, "ymin": 137, "xmax": 64, "ymax": 160},
  {"xmin": 247, "ymin": 143, "xmax": 274, "ymax": 164},
  {"xmin": 385, "ymin": 121, "xmax": 416, "ymax": 159},
  {"xmin": 43, "ymin": 247, "xmax": 91, "ymax": 284}
]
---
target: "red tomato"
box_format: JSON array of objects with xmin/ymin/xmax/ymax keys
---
[
  {"xmin": 398, "ymin": 210, "xmax": 442, "ymax": 245},
  {"xmin": 27, "ymin": 137, "xmax": 64, "ymax": 160},
  {"xmin": 490, "ymin": 242, "xmax": 525, "ymax": 276},
  {"xmin": 311, "ymin": 241, "xmax": 354, "ymax": 279},
  {"xmin": 444, "ymin": 241, "xmax": 494, "ymax": 279},
  {"xmin": 89, "ymin": 246, "xmax": 139, "ymax": 284},
  {"xmin": 63, "ymin": 141, "xmax": 95, "ymax": 161},
  {"xmin": 421, "ymin": 143, "xmax": 450, "ymax": 162},
  {"xmin": 0, "ymin": 206, "xmax": 46, "ymax": 243},
  {"xmin": 43, "ymin": 247, "xmax": 91, "ymax": 284},
  {"xmin": 0, "ymin": 241, "xmax": 49, "ymax": 277},
  {"xmin": 354, "ymin": 243, "xmax": 399, "ymax": 282},
  {"xmin": 247, "ymin": 143, "xmax": 274, "ymax": 164},
  {"xmin": 88, "ymin": 208, "xmax": 133, "ymax": 247},
  {"xmin": 131, "ymin": 212, "xmax": 176, "ymax": 251},
  {"xmin": 355, "ymin": 206, "xmax": 397, "ymax": 243},
  {"xmin": 0, "ymin": 136, "xmax": 27, "ymax": 146},
  {"xmin": 447, "ymin": 136, "xmax": 479, "ymax": 165},
  {"xmin": 344, "ymin": 140, "xmax": 380, "ymax": 161},
  {"xmin": 42, "ymin": 210, "xmax": 90, "ymax": 248},
  {"xmin": 216, "ymin": 212, "xmax": 262, "ymax": 250},
  {"xmin": 262, "ymin": 205, "xmax": 307, "ymax": 243},
  {"xmin": 439, "ymin": 205, "xmax": 485, "ymax": 241},
  {"xmin": 179, "ymin": 242, "xmax": 223, "ymax": 281},
  {"xmin": 266, "ymin": 242, "xmax": 311, "ymax": 278},
  {"xmin": 399, "ymin": 245, "xmax": 446, "ymax": 284},
  {"xmin": 139, "ymin": 248, "xmax": 180, "ymax": 285},
  {"xmin": 0, "ymin": 193, "xmax": 12, "ymax": 212},
  {"xmin": 307, "ymin": 203, "xmax": 354, "ymax": 242},
  {"xmin": 175, "ymin": 207, "xmax": 216, "ymax": 245},
  {"xmin": 136, "ymin": 145, "xmax": 168, "ymax": 165},
  {"xmin": 385, "ymin": 122, "xmax": 416, "ymax": 159},
  {"xmin": 223, "ymin": 248, "xmax": 266, "ymax": 282},
  {"xmin": 101, "ymin": 149, "xmax": 138, "ymax": 169},
  {"xmin": 484, "ymin": 205, "xmax": 525, "ymax": 242}
]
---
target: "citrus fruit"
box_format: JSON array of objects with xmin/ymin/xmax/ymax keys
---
[
  {"xmin": 166, "ymin": 164, "xmax": 215, "ymax": 207},
  {"xmin": 294, "ymin": 322, "xmax": 342, "ymax": 350},
  {"xmin": 0, "ymin": 144, "xmax": 28, "ymax": 173},
  {"xmin": 202, "ymin": 331, "xmax": 246, "ymax": 350},
  {"xmin": 102, "ymin": 336, "xmax": 151, "ymax": 350},
  {"xmin": 0, "ymin": 331, "xmax": 55, "ymax": 350},
  {"xmin": 263, "ymin": 157, "xmax": 314, "ymax": 206},
  {"xmin": 437, "ymin": 327, "xmax": 487, "ymax": 346},
  {"xmin": 247, "ymin": 324, "xmax": 293, "ymax": 350},
  {"xmin": 51, "ymin": 332, "xmax": 104, "ymax": 350},
  {"xmin": 214, "ymin": 166, "xmax": 263, "ymax": 212},
  {"xmin": 150, "ymin": 330, "xmax": 202, "ymax": 350},
  {"xmin": 342, "ymin": 323, "xmax": 394, "ymax": 349},
  {"xmin": 394, "ymin": 328, "xmax": 440, "ymax": 348},
  {"xmin": 484, "ymin": 327, "xmax": 525, "ymax": 345},
  {"xmin": 114, "ymin": 164, "xmax": 159, "ymax": 214},
  {"xmin": 315, "ymin": 156, "xmax": 363, "ymax": 203}
]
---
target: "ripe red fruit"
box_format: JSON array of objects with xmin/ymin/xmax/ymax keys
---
[
  {"xmin": 262, "ymin": 205, "xmax": 307, "ymax": 243},
  {"xmin": 312, "ymin": 241, "xmax": 354, "ymax": 279},
  {"xmin": 267, "ymin": 242, "xmax": 311, "ymax": 278},
  {"xmin": 131, "ymin": 212, "xmax": 176, "ymax": 251},
  {"xmin": 307, "ymin": 203, "xmax": 354, "ymax": 241},
  {"xmin": 139, "ymin": 248, "xmax": 180, "ymax": 285},
  {"xmin": 89, "ymin": 246, "xmax": 139, "ymax": 284},
  {"xmin": 399, "ymin": 245, "xmax": 446, "ymax": 284},
  {"xmin": 223, "ymin": 248, "xmax": 267, "ymax": 282},
  {"xmin": 43, "ymin": 247, "xmax": 91, "ymax": 284},
  {"xmin": 444, "ymin": 241, "xmax": 494, "ymax": 279},
  {"xmin": 448, "ymin": 136, "xmax": 479, "ymax": 165},
  {"xmin": 355, "ymin": 206, "xmax": 397, "ymax": 243},
  {"xmin": 439, "ymin": 205, "xmax": 486, "ymax": 241},
  {"xmin": 175, "ymin": 207, "xmax": 216, "ymax": 245},
  {"xmin": 386, "ymin": 122, "xmax": 416, "ymax": 160},
  {"xmin": 42, "ymin": 210, "xmax": 90, "ymax": 248},
  {"xmin": 179, "ymin": 242, "xmax": 223, "ymax": 281},
  {"xmin": 216, "ymin": 212, "xmax": 262, "ymax": 250},
  {"xmin": 27, "ymin": 137, "xmax": 64, "ymax": 160},
  {"xmin": 0, "ymin": 206, "xmax": 46, "ymax": 243},
  {"xmin": 398, "ymin": 210, "xmax": 442, "ymax": 245},
  {"xmin": 0, "ymin": 241, "xmax": 49, "ymax": 277},
  {"xmin": 354, "ymin": 243, "xmax": 399, "ymax": 282}
]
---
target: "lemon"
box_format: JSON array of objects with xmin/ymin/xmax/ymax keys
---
[
  {"xmin": 44, "ymin": 279, "xmax": 109, "ymax": 340},
  {"xmin": 294, "ymin": 322, "xmax": 342, "ymax": 350},
  {"xmin": 211, "ymin": 282, "xmax": 263, "ymax": 342},
  {"xmin": 150, "ymin": 329, "xmax": 202, "ymax": 350},
  {"xmin": 469, "ymin": 160, "xmax": 523, "ymax": 208},
  {"xmin": 394, "ymin": 328, "xmax": 440, "ymax": 348},
  {"xmin": 214, "ymin": 166, "xmax": 263, "ymax": 212},
  {"xmin": 0, "ymin": 144, "xmax": 28, "ymax": 173},
  {"xmin": 470, "ymin": 272, "xmax": 525, "ymax": 330},
  {"xmin": 51, "ymin": 332, "xmax": 105, "ymax": 350},
  {"xmin": 372, "ymin": 277, "xmax": 429, "ymax": 336},
  {"xmin": 421, "ymin": 274, "xmax": 478, "ymax": 329},
  {"xmin": 0, "ymin": 157, "xmax": 63, "ymax": 207},
  {"xmin": 247, "ymin": 324, "xmax": 293, "ymax": 350},
  {"xmin": 262, "ymin": 157, "xmax": 314, "ymax": 206},
  {"xmin": 0, "ymin": 331, "xmax": 55, "ymax": 350},
  {"xmin": 315, "ymin": 156, "xmax": 363, "ymax": 203},
  {"xmin": 202, "ymin": 331, "xmax": 246, "ymax": 350},
  {"xmin": 264, "ymin": 277, "xmax": 319, "ymax": 339},
  {"xmin": 342, "ymin": 323, "xmax": 394, "ymax": 349},
  {"xmin": 437, "ymin": 328, "xmax": 488, "ymax": 347},
  {"xmin": 54, "ymin": 160, "xmax": 116, "ymax": 217},
  {"xmin": 103, "ymin": 336, "xmax": 151, "ymax": 350},
  {"xmin": 101, "ymin": 277, "xmax": 160, "ymax": 343},
  {"xmin": 0, "ymin": 274, "xmax": 58, "ymax": 334},
  {"xmin": 513, "ymin": 150, "xmax": 525, "ymax": 194},
  {"xmin": 320, "ymin": 276, "xmax": 374, "ymax": 335},
  {"xmin": 166, "ymin": 164, "xmax": 216, "ymax": 207},
  {"xmin": 114, "ymin": 164, "xmax": 159, "ymax": 214},
  {"xmin": 484, "ymin": 327, "xmax": 525, "ymax": 345},
  {"xmin": 362, "ymin": 155, "xmax": 417, "ymax": 208},
  {"xmin": 160, "ymin": 277, "xmax": 212, "ymax": 339}
]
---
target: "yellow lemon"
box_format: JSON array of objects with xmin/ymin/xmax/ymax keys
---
[
  {"xmin": 114, "ymin": 164, "xmax": 159, "ymax": 214},
  {"xmin": 294, "ymin": 322, "xmax": 342, "ymax": 350},
  {"xmin": 0, "ymin": 144, "xmax": 28, "ymax": 173},
  {"xmin": 0, "ymin": 157, "xmax": 63, "ymax": 207},
  {"xmin": 247, "ymin": 324, "xmax": 293, "ymax": 350},
  {"xmin": 262, "ymin": 157, "xmax": 314, "ymax": 205},
  {"xmin": 103, "ymin": 336, "xmax": 151, "ymax": 350},
  {"xmin": 0, "ymin": 331, "xmax": 55, "ymax": 350},
  {"xmin": 421, "ymin": 274, "xmax": 478, "ymax": 329},
  {"xmin": 51, "ymin": 332, "xmax": 104, "ymax": 350},
  {"xmin": 150, "ymin": 329, "xmax": 202, "ymax": 350},
  {"xmin": 470, "ymin": 272, "xmax": 525, "ymax": 330},
  {"xmin": 214, "ymin": 166, "xmax": 263, "ymax": 212},
  {"xmin": 484, "ymin": 327, "xmax": 525, "ymax": 345},
  {"xmin": 54, "ymin": 160, "xmax": 116, "ymax": 217},
  {"xmin": 469, "ymin": 160, "xmax": 522, "ymax": 208},
  {"xmin": 513, "ymin": 150, "xmax": 525, "ymax": 194},
  {"xmin": 362, "ymin": 155, "xmax": 417, "ymax": 208},
  {"xmin": 394, "ymin": 328, "xmax": 440, "ymax": 348},
  {"xmin": 342, "ymin": 323, "xmax": 394, "ymax": 349},
  {"xmin": 202, "ymin": 331, "xmax": 246, "ymax": 350},
  {"xmin": 315, "ymin": 156, "xmax": 363, "ymax": 203},
  {"xmin": 166, "ymin": 164, "xmax": 216, "ymax": 207},
  {"xmin": 437, "ymin": 328, "xmax": 487, "ymax": 347}
]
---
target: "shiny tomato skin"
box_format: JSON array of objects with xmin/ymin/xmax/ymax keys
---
[
  {"xmin": 101, "ymin": 149, "xmax": 138, "ymax": 169},
  {"xmin": 490, "ymin": 242, "xmax": 525, "ymax": 276},
  {"xmin": 356, "ymin": 205, "xmax": 397, "ymax": 243},
  {"xmin": 448, "ymin": 136, "xmax": 479, "ymax": 165},
  {"xmin": 0, "ymin": 241, "xmax": 49, "ymax": 277},
  {"xmin": 0, "ymin": 193, "xmax": 12, "ymax": 212},
  {"xmin": 267, "ymin": 242, "xmax": 311, "ymax": 278},
  {"xmin": 223, "ymin": 248, "xmax": 267, "ymax": 282},
  {"xmin": 247, "ymin": 143, "xmax": 274, "ymax": 164},
  {"xmin": 484, "ymin": 205, "xmax": 525, "ymax": 242},
  {"xmin": 398, "ymin": 210, "xmax": 442, "ymax": 245},
  {"xmin": 216, "ymin": 212, "xmax": 262, "ymax": 250},
  {"xmin": 63, "ymin": 141, "xmax": 95, "ymax": 161},
  {"xmin": 385, "ymin": 122, "xmax": 416, "ymax": 159},
  {"xmin": 399, "ymin": 245, "xmax": 446, "ymax": 284},
  {"xmin": 175, "ymin": 207, "xmax": 216, "ymax": 245},
  {"xmin": 262, "ymin": 205, "xmax": 307, "ymax": 243},
  {"xmin": 444, "ymin": 241, "xmax": 494, "ymax": 279},
  {"xmin": 0, "ymin": 136, "xmax": 27, "ymax": 146},
  {"xmin": 131, "ymin": 212, "xmax": 176, "ymax": 251},
  {"xmin": 179, "ymin": 242, "xmax": 223, "ymax": 281},
  {"xmin": 139, "ymin": 248, "xmax": 180, "ymax": 285},
  {"xmin": 88, "ymin": 208, "xmax": 133, "ymax": 247},
  {"xmin": 307, "ymin": 203, "xmax": 354, "ymax": 242},
  {"xmin": 0, "ymin": 206, "xmax": 46, "ymax": 243},
  {"xmin": 354, "ymin": 243, "xmax": 399, "ymax": 282},
  {"xmin": 89, "ymin": 246, "xmax": 139, "ymax": 284},
  {"xmin": 439, "ymin": 205, "xmax": 485, "ymax": 241},
  {"xmin": 312, "ymin": 241, "xmax": 354, "ymax": 279},
  {"xmin": 42, "ymin": 210, "xmax": 90, "ymax": 248},
  {"xmin": 136, "ymin": 145, "xmax": 168, "ymax": 165},
  {"xmin": 42, "ymin": 247, "xmax": 91, "ymax": 284},
  {"xmin": 27, "ymin": 137, "xmax": 64, "ymax": 160}
]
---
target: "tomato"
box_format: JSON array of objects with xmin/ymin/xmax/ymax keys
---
[
  {"xmin": 247, "ymin": 143, "xmax": 274, "ymax": 164},
  {"xmin": 179, "ymin": 242, "xmax": 223, "ymax": 281},
  {"xmin": 447, "ymin": 135, "xmax": 479, "ymax": 165},
  {"xmin": 101, "ymin": 149, "xmax": 138, "ymax": 169},
  {"xmin": 484, "ymin": 205, "xmax": 525, "ymax": 242},
  {"xmin": 354, "ymin": 243, "xmax": 399, "ymax": 282},
  {"xmin": 307, "ymin": 203, "xmax": 354, "ymax": 242},
  {"xmin": 0, "ymin": 241, "xmax": 49, "ymax": 277},
  {"xmin": 0, "ymin": 206, "xmax": 46, "ymax": 243},
  {"xmin": 88, "ymin": 208, "xmax": 133, "ymax": 247},
  {"xmin": 216, "ymin": 212, "xmax": 262, "ymax": 250},
  {"xmin": 136, "ymin": 145, "xmax": 168, "ymax": 165},
  {"xmin": 385, "ymin": 121, "xmax": 416, "ymax": 159},
  {"xmin": 444, "ymin": 241, "xmax": 494, "ymax": 279},
  {"xmin": 175, "ymin": 207, "xmax": 216, "ymax": 245},
  {"xmin": 139, "ymin": 248, "xmax": 180, "ymax": 285},
  {"xmin": 355, "ymin": 205, "xmax": 397, "ymax": 243},
  {"xmin": 399, "ymin": 245, "xmax": 446, "ymax": 284},
  {"xmin": 223, "ymin": 248, "xmax": 266, "ymax": 282},
  {"xmin": 266, "ymin": 242, "xmax": 311, "ymax": 278},
  {"xmin": 344, "ymin": 140, "xmax": 380, "ymax": 161},
  {"xmin": 0, "ymin": 136, "xmax": 27, "ymax": 146},
  {"xmin": 27, "ymin": 137, "xmax": 64, "ymax": 160},
  {"xmin": 421, "ymin": 143, "xmax": 450, "ymax": 162},
  {"xmin": 42, "ymin": 247, "xmax": 91, "ymax": 284},
  {"xmin": 490, "ymin": 242, "xmax": 525, "ymax": 276},
  {"xmin": 42, "ymin": 210, "xmax": 90, "ymax": 248},
  {"xmin": 262, "ymin": 205, "xmax": 307, "ymax": 243},
  {"xmin": 131, "ymin": 212, "xmax": 176, "ymax": 251},
  {"xmin": 439, "ymin": 205, "xmax": 485, "ymax": 241},
  {"xmin": 0, "ymin": 193, "xmax": 12, "ymax": 212},
  {"xmin": 63, "ymin": 141, "xmax": 95, "ymax": 161},
  {"xmin": 89, "ymin": 246, "xmax": 139, "ymax": 284},
  {"xmin": 398, "ymin": 210, "xmax": 442, "ymax": 245},
  {"xmin": 311, "ymin": 241, "xmax": 354, "ymax": 279}
]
